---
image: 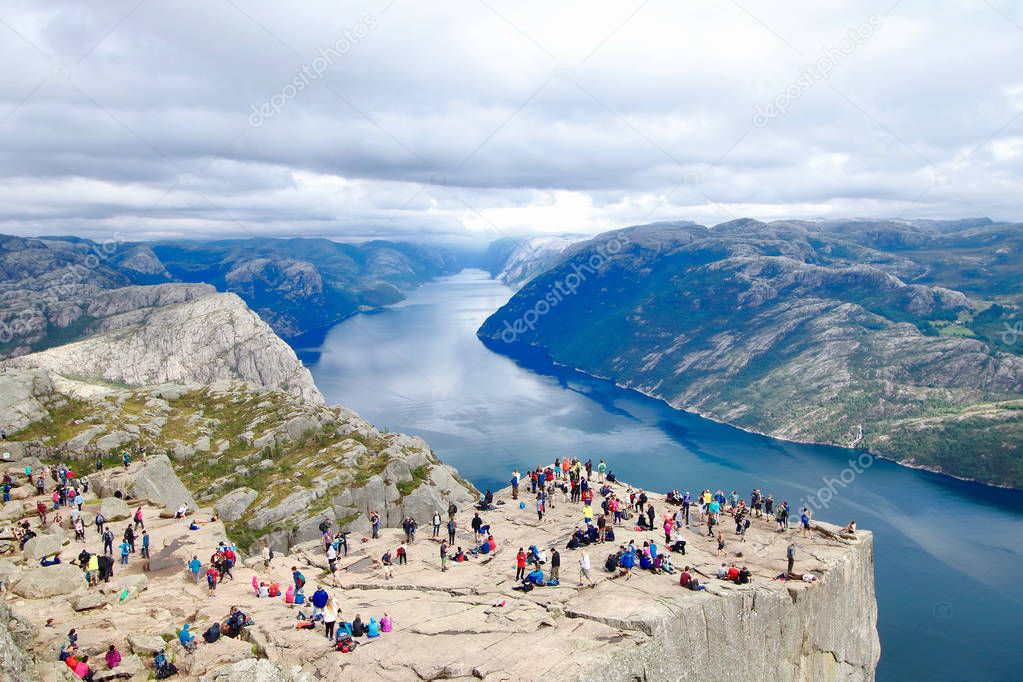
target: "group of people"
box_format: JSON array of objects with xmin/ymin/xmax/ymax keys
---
[{"xmin": 498, "ymin": 458, "xmax": 834, "ymax": 592}]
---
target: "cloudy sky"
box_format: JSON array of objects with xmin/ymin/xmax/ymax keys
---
[{"xmin": 1, "ymin": 0, "xmax": 1022, "ymax": 242}]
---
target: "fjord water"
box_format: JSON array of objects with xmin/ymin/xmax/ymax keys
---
[{"xmin": 304, "ymin": 270, "xmax": 1023, "ymax": 680}]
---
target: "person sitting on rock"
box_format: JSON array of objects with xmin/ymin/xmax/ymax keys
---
[
  {"xmin": 104, "ymin": 644, "xmax": 121, "ymax": 669},
  {"xmin": 527, "ymin": 567, "xmax": 545, "ymax": 586},
  {"xmin": 351, "ymin": 614, "xmax": 366, "ymax": 637},
  {"xmin": 451, "ymin": 547, "xmax": 468, "ymax": 562},
  {"xmin": 40, "ymin": 553, "xmax": 62, "ymax": 567},
  {"xmin": 178, "ymin": 624, "xmax": 196, "ymax": 653},
  {"xmin": 736, "ymin": 566, "xmax": 752, "ymax": 584}
]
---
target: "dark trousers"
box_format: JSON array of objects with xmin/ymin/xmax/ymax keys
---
[
  {"xmin": 325, "ymin": 621, "xmax": 335, "ymax": 639},
  {"xmin": 448, "ymin": 530, "xmax": 455, "ymax": 543},
  {"xmin": 787, "ymin": 557, "xmax": 794, "ymax": 574},
  {"xmin": 516, "ymin": 566, "xmax": 525, "ymax": 580}
]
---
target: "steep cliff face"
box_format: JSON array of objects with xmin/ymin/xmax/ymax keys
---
[
  {"xmin": 0, "ymin": 601, "xmax": 36, "ymax": 682},
  {"xmin": 571, "ymin": 532, "xmax": 879, "ymax": 681},
  {"xmin": 5, "ymin": 292, "xmax": 322, "ymax": 404},
  {"xmin": 488, "ymin": 236, "xmax": 576, "ymax": 287}
]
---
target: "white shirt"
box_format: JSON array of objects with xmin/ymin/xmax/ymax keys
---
[
  {"xmin": 327, "ymin": 547, "xmax": 337, "ymax": 561},
  {"xmin": 580, "ymin": 553, "xmax": 590, "ymax": 570}
]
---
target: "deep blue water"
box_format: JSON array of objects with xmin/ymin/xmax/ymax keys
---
[{"xmin": 303, "ymin": 269, "xmax": 1023, "ymax": 681}]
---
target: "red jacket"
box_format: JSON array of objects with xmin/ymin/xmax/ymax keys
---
[{"xmin": 516, "ymin": 552, "xmax": 526, "ymax": 568}]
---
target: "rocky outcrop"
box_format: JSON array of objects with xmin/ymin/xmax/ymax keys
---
[
  {"xmin": 214, "ymin": 487, "xmax": 257, "ymax": 521},
  {"xmin": 93, "ymin": 455, "xmax": 198, "ymax": 512},
  {"xmin": 5, "ymin": 293, "xmax": 323, "ymax": 404},
  {"xmin": 486, "ymin": 235, "xmax": 576, "ymax": 287},
  {"xmin": 10, "ymin": 563, "xmax": 84, "ymax": 598},
  {"xmin": 0, "ymin": 601, "xmax": 35, "ymax": 681},
  {"xmin": 0, "ymin": 368, "xmax": 54, "ymax": 433}
]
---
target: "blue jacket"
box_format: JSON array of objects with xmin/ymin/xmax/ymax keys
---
[{"xmin": 311, "ymin": 589, "xmax": 329, "ymax": 608}]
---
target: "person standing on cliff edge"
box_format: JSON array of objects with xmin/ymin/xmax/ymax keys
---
[{"xmin": 787, "ymin": 542, "xmax": 796, "ymax": 575}]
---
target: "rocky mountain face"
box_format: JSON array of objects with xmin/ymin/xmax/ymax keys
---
[
  {"xmin": 0, "ymin": 234, "xmax": 462, "ymax": 356},
  {"xmin": 479, "ymin": 219, "xmax": 1023, "ymax": 487},
  {"xmin": 4, "ymin": 291, "xmax": 323, "ymax": 404},
  {"xmin": 152, "ymin": 238, "xmax": 461, "ymax": 340},
  {"xmin": 483, "ymin": 235, "xmax": 576, "ymax": 288},
  {"xmin": 0, "ymin": 235, "xmax": 184, "ymax": 358}
]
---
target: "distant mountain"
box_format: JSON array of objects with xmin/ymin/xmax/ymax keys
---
[
  {"xmin": 0, "ymin": 235, "xmax": 461, "ymax": 356},
  {"xmin": 152, "ymin": 238, "xmax": 461, "ymax": 339},
  {"xmin": 479, "ymin": 219, "xmax": 1023, "ymax": 488},
  {"xmin": 483, "ymin": 236, "xmax": 577, "ymax": 288}
]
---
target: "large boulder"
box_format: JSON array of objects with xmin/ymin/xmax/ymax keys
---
[
  {"xmin": 94, "ymin": 653, "xmax": 146, "ymax": 680},
  {"xmin": 94, "ymin": 455, "xmax": 197, "ymax": 511},
  {"xmin": 95, "ymin": 431, "xmax": 133, "ymax": 450},
  {"xmin": 10, "ymin": 563, "xmax": 85, "ymax": 598},
  {"xmin": 0, "ymin": 368, "xmax": 54, "ymax": 433},
  {"xmin": 99, "ymin": 497, "xmax": 131, "ymax": 521},
  {"xmin": 22, "ymin": 532, "xmax": 65, "ymax": 561},
  {"xmin": 127, "ymin": 633, "xmax": 165, "ymax": 655},
  {"xmin": 184, "ymin": 635, "xmax": 253, "ymax": 677},
  {"xmin": 215, "ymin": 487, "xmax": 257, "ymax": 522},
  {"xmin": 71, "ymin": 592, "xmax": 107, "ymax": 611},
  {"xmin": 199, "ymin": 659, "xmax": 310, "ymax": 682}
]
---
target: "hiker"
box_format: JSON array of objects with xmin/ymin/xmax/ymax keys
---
[
  {"xmin": 787, "ymin": 543, "xmax": 796, "ymax": 575},
  {"xmin": 188, "ymin": 555, "xmax": 202, "ymax": 583},
  {"xmin": 140, "ymin": 530, "xmax": 150, "ymax": 559},
  {"xmin": 261, "ymin": 541, "xmax": 272, "ymax": 569},
  {"xmin": 178, "ymin": 623, "xmax": 196, "ymax": 653},
  {"xmin": 124, "ymin": 525, "xmax": 135, "ymax": 553},
  {"xmin": 380, "ymin": 550, "xmax": 394, "ymax": 579},
  {"xmin": 800, "ymin": 508, "xmax": 813, "ymax": 538},
  {"xmin": 579, "ymin": 550, "xmax": 594, "ymax": 586},
  {"xmin": 291, "ymin": 566, "xmax": 306, "ymax": 593},
  {"xmin": 370, "ymin": 511, "xmax": 381, "ymax": 539},
  {"xmin": 471, "ymin": 513, "xmax": 483, "ymax": 542},
  {"xmin": 549, "ymin": 548, "xmax": 561, "ymax": 582},
  {"xmin": 323, "ymin": 599, "xmax": 338, "ymax": 639},
  {"xmin": 121, "ymin": 451, "xmax": 130, "ymax": 469},
  {"xmin": 440, "ymin": 541, "xmax": 449, "ymax": 571},
  {"xmin": 206, "ymin": 564, "xmax": 219, "ymax": 598},
  {"xmin": 327, "ymin": 544, "xmax": 338, "ymax": 584},
  {"xmin": 515, "ymin": 547, "xmax": 527, "ymax": 580},
  {"xmin": 133, "ymin": 507, "xmax": 144, "ymax": 530},
  {"xmin": 104, "ymin": 644, "xmax": 121, "ymax": 669},
  {"xmin": 432, "ymin": 510, "xmax": 442, "ymax": 538},
  {"xmin": 396, "ymin": 542, "xmax": 408, "ymax": 565},
  {"xmin": 102, "ymin": 528, "xmax": 114, "ymax": 556},
  {"xmin": 311, "ymin": 586, "xmax": 329, "ymax": 618},
  {"xmin": 446, "ymin": 517, "xmax": 457, "ymax": 544},
  {"xmin": 118, "ymin": 539, "xmax": 130, "ymax": 566},
  {"xmin": 680, "ymin": 565, "xmax": 705, "ymax": 590}
]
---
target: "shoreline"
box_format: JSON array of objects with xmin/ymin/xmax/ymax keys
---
[{"xmin": 481, "ymin": 336, "xmax": 1020, "ymax": 493}]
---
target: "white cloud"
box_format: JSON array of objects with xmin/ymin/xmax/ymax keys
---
[{"xmin": 0, "ymin": 0, "xmax": 1021, "ymax": 240}]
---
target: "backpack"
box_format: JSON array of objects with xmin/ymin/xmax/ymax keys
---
[
  {"xmin": 203, "ymin": 623, "xmax": 221, "ymax": 643},
  {"xmin": 155, "ymin": 662, "xmax": 178, "ymax": 679}
]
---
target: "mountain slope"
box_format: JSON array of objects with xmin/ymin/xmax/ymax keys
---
[
  {"xmin": 153, "ymin": 238, "xmax": 461, "ymax": 339},
  {"xmin": 4, "ymin": 291, "xmax": 322, "ymax": 404},
  {"xmin": 478, "ymin": 221, "xmax": 1023, "ymax": 487}
]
